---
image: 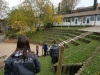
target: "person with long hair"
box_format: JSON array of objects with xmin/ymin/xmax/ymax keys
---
[{"xmin": 4, "ymin": 36, "xmax": 40, "ymax": 75}]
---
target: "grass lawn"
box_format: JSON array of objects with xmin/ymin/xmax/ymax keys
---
[
  {"xmin": 0, "ymin": 70, "xmax": 4, "ymax": 75},
  {"xmin": 26, "ymin": 30, "xmax": 44, "ymax": 44},
  {"xmin": 82, "ymin": 49, "xmax": 100, "ymax": 75},
  {"xmin": 0, "ymin": 26, "xmax": 99, "ymax": 75},
  {"xmin": 51, "ymin": 26, "xmax": 88, "ymax": 30},
  {"xmin": 36, "ymin": 56, "xmax": 56, "ymax": 75}
]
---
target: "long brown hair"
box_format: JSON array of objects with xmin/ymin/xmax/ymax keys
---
[{"xmin": 12, "ymin": 36, "xmax": 31, "ymax": 60}]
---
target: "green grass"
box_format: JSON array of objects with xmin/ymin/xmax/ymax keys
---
[
  {"xmin": 0, "ymin": 26, "xmax": 100, "ymax": 75},
  {"xmin": 26, "ymin": 30, "xmax": 44, "ymax": 44},
  {"xmin": 0, "ymin": 71, "xmax": 4, "ymax": 75},
  {"xmin": 51, "ymin": 26, "xmax": 88, "ymax": 30},
  {"xmin": 82, "ymin": 50, "xmax": 100, "ymax": 75},
  {"xmin": 36, "ymin": 56, "xmax": 56, "ymax": 75},
  {"xmin": 63, "ymin": 40, "xmax": 100, "ymax": 64}
]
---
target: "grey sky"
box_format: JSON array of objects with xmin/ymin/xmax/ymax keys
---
[
  {"xmin": 5, "ymin": 0, "xmax": 100, "ymax": 8},
  {"xmin": 77, "ymin": 0, "xmax": 100, "ymax": 7}
]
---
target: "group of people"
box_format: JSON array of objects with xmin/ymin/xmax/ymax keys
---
[
  {"xmin": 35, "ymin": 42, "xmax": 48, "ymax": 57},
  {"xmin": 4, "ymin": 36, "xmax": 60, "ymax": 75},
  {"xmin": 42, "ymin": 40, "xmax": 60, "ymax": 64}
]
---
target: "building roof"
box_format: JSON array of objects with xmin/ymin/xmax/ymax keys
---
[
  {"xmin": 76, "ymin": 6, "xmax": 93, "ymax": 12},
  {"xmin": 77, "ymin": 6, "xmax": 93, "ymax": 10},
  {"xmin": 63, "ymin": 10, "xmax": 100, "ymax": 18}
]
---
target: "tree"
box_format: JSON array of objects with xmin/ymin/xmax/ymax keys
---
[
  {"xmin": 54, "ymin": 15, "xmax": 63, "ymax": 28},
  {"xmin": 22, "ymin": 0, "xmax": 53, "ymax": 29},
  {"xmin": 57, "ymin": 3, "xmax": 61, "ymax": 14},
  {"xmin": 93, "ymin": 0, "xmax": 98, "ymax": 10},
  {"xmin": 54, "ymin": 15, "xmax": 63, "ymax": 24},
  {"xmin": 7, "ymin": 5, "xmax": 36, "ymax": 34},
  {"xmin": 7, "ymin": 0, "xmax": 63, "ymax": 33},
  {"xmin": 22, "ymin": 0, "xmax": 63, "ymax": 28},
  {"xmin": 0, "ymin": 0, "xmax": 9, "ymax": 19},
  {"xmin": 60, "ymin": 0, "xmax": 81, "ymax": 14},
  {"xmin": 42, "ymin": 4, "xmax": 54, "ymax": 27}
]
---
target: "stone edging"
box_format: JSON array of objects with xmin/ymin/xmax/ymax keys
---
[{"xmin": 4, "ymin": 38, "xmax": 17, "ymax": 43}]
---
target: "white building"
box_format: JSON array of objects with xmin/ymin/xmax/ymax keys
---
[
  {"xmin": 54, "ymin": 10, "xmax": 100, "ymax": 26},
  {"xmin": 53, "ymin": 4, "xmax": 100, "ymax": 26}
]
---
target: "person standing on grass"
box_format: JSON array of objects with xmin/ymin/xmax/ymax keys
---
[
  {"xmin": 36, "ymin": 43, "xmax": 39, "ymax": 56},
  {"xmin": 42, "ymin": 42, "xmax": 48, "ymax": 56},
  {"xmin": 50, "ymin": 40, "xmax": 60, "ymax": 64},
  {"xmin": 4, "ymin": 36, "xmax": 40, "ymax": 75}
]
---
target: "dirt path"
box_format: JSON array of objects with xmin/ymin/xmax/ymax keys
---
[{"xmin": 0, "ymin": 42, "xmax": 43, "ymax": 59}]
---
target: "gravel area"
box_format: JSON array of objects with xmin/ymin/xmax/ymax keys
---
[{"xmin": 0, "ymin": 42, "xmax": 43, "ymax": 59}]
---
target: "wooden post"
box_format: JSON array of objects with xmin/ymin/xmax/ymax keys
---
[{"xmin": 56, "ymin": 46, "xmax": 64, "ymax": 75}]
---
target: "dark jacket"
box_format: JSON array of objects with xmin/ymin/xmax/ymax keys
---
[
  {"xmin": 4, "ymin": 52, "xmax": 40, "ymax": 75},
  {"xmin": 43, "ymin": 44, "xmax": 48, "ymax": 51},
  {"xmin": 50, "ymin": 44, "xmax": 60, "ymax": 57}
]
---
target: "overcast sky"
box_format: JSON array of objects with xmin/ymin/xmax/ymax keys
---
[{"xmin": 5, "ymin": 0, "xmax": 100, "ymax": 8}]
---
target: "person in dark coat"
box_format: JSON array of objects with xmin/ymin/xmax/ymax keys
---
[
  {"xmin": 4, "ymin": 36, "xmax": 40, "ymax": 75},
  {"xmin": 50, "ymin": 40, "xmax": 60, "ymax": 64},
  {"xmin": 42, "ymin": 42, "xmax": 48, "ymax": 56}
]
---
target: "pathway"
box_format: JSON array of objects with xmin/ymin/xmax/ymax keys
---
[
  {"xmin": 0, "ymin": 34, "xmax": 43, "ymax": 59},
  {"xmin": 59, "ymin": 31, "xmax": 92, "ymax": 46},
  {"xmin": 0, "ymin": 42, "xmax": 43, "ymax": 59}
]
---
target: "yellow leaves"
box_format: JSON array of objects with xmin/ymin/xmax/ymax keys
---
[
  {"xmin": 18, "ymin": 31, "xmax": 26, "ymax": 35},
  {"xmin": 97, "ymin": 72, "xmax": 100, "ymax": 75},
  {"xmin": 31, "ymin": 28, "xmax": 36, "ymax": 32},
  {"xmin": 54, "ymin": 15, "xmax": 63, "ymax": 24},
  {"xmin": 11, "ymin": 21, "xmax": 28, "ymax": 33},
  {"xmin": 42, "ymin": 4, "xmax": 55, "ymax": 25},
  {"xmin": 42, "ymin": 4, "xmax": 63, "ymax": 26},
  {"xmin": 7, "ymin": 5, "xmax": 37, "ymax": 34}
]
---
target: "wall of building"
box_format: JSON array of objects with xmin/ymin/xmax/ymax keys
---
[
  {"xmin": 53, "ymin": 15, "xmax": 100, "ymax": 26},
  {"xmin": 96, "ymin": 15, "xmax": 100, "ymax": 26}
]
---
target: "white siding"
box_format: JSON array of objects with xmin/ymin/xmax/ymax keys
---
[
  {"xmin": 53, "ymin": 15, "xmax": 100, "ymax": 26},
  {"xmin": 96, "ymin": 21, "xmax": 100, "ymax": 26},
  {"xmin": 96, "ymin": 15, "xmax": 100, "ymax": 26}
]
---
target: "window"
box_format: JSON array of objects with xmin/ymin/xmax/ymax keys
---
[
  {"xmin": 97, "ymin": 15, "xmax": 100, "ymax": 21},
  {"xmin": 90, "ymin": 16, "xmax": 94, "ymax": 21},
  {"xmin": 83, "ymin": 16, "xmax": 86, "ymax": 22},
  {"xmin": 66, "ymin": 18, "xmax": 67, "ymax": 22},
  {"xmin": 78, "ymin": 17, "xmax": 81, "ymax": 21},
  {"xmin": 72, "ymin": 18, "xmax": 74, "ymax": 22},
  {"xmin": 63, "ymin": 18, "xmax": 65, "ymax": 22}
]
